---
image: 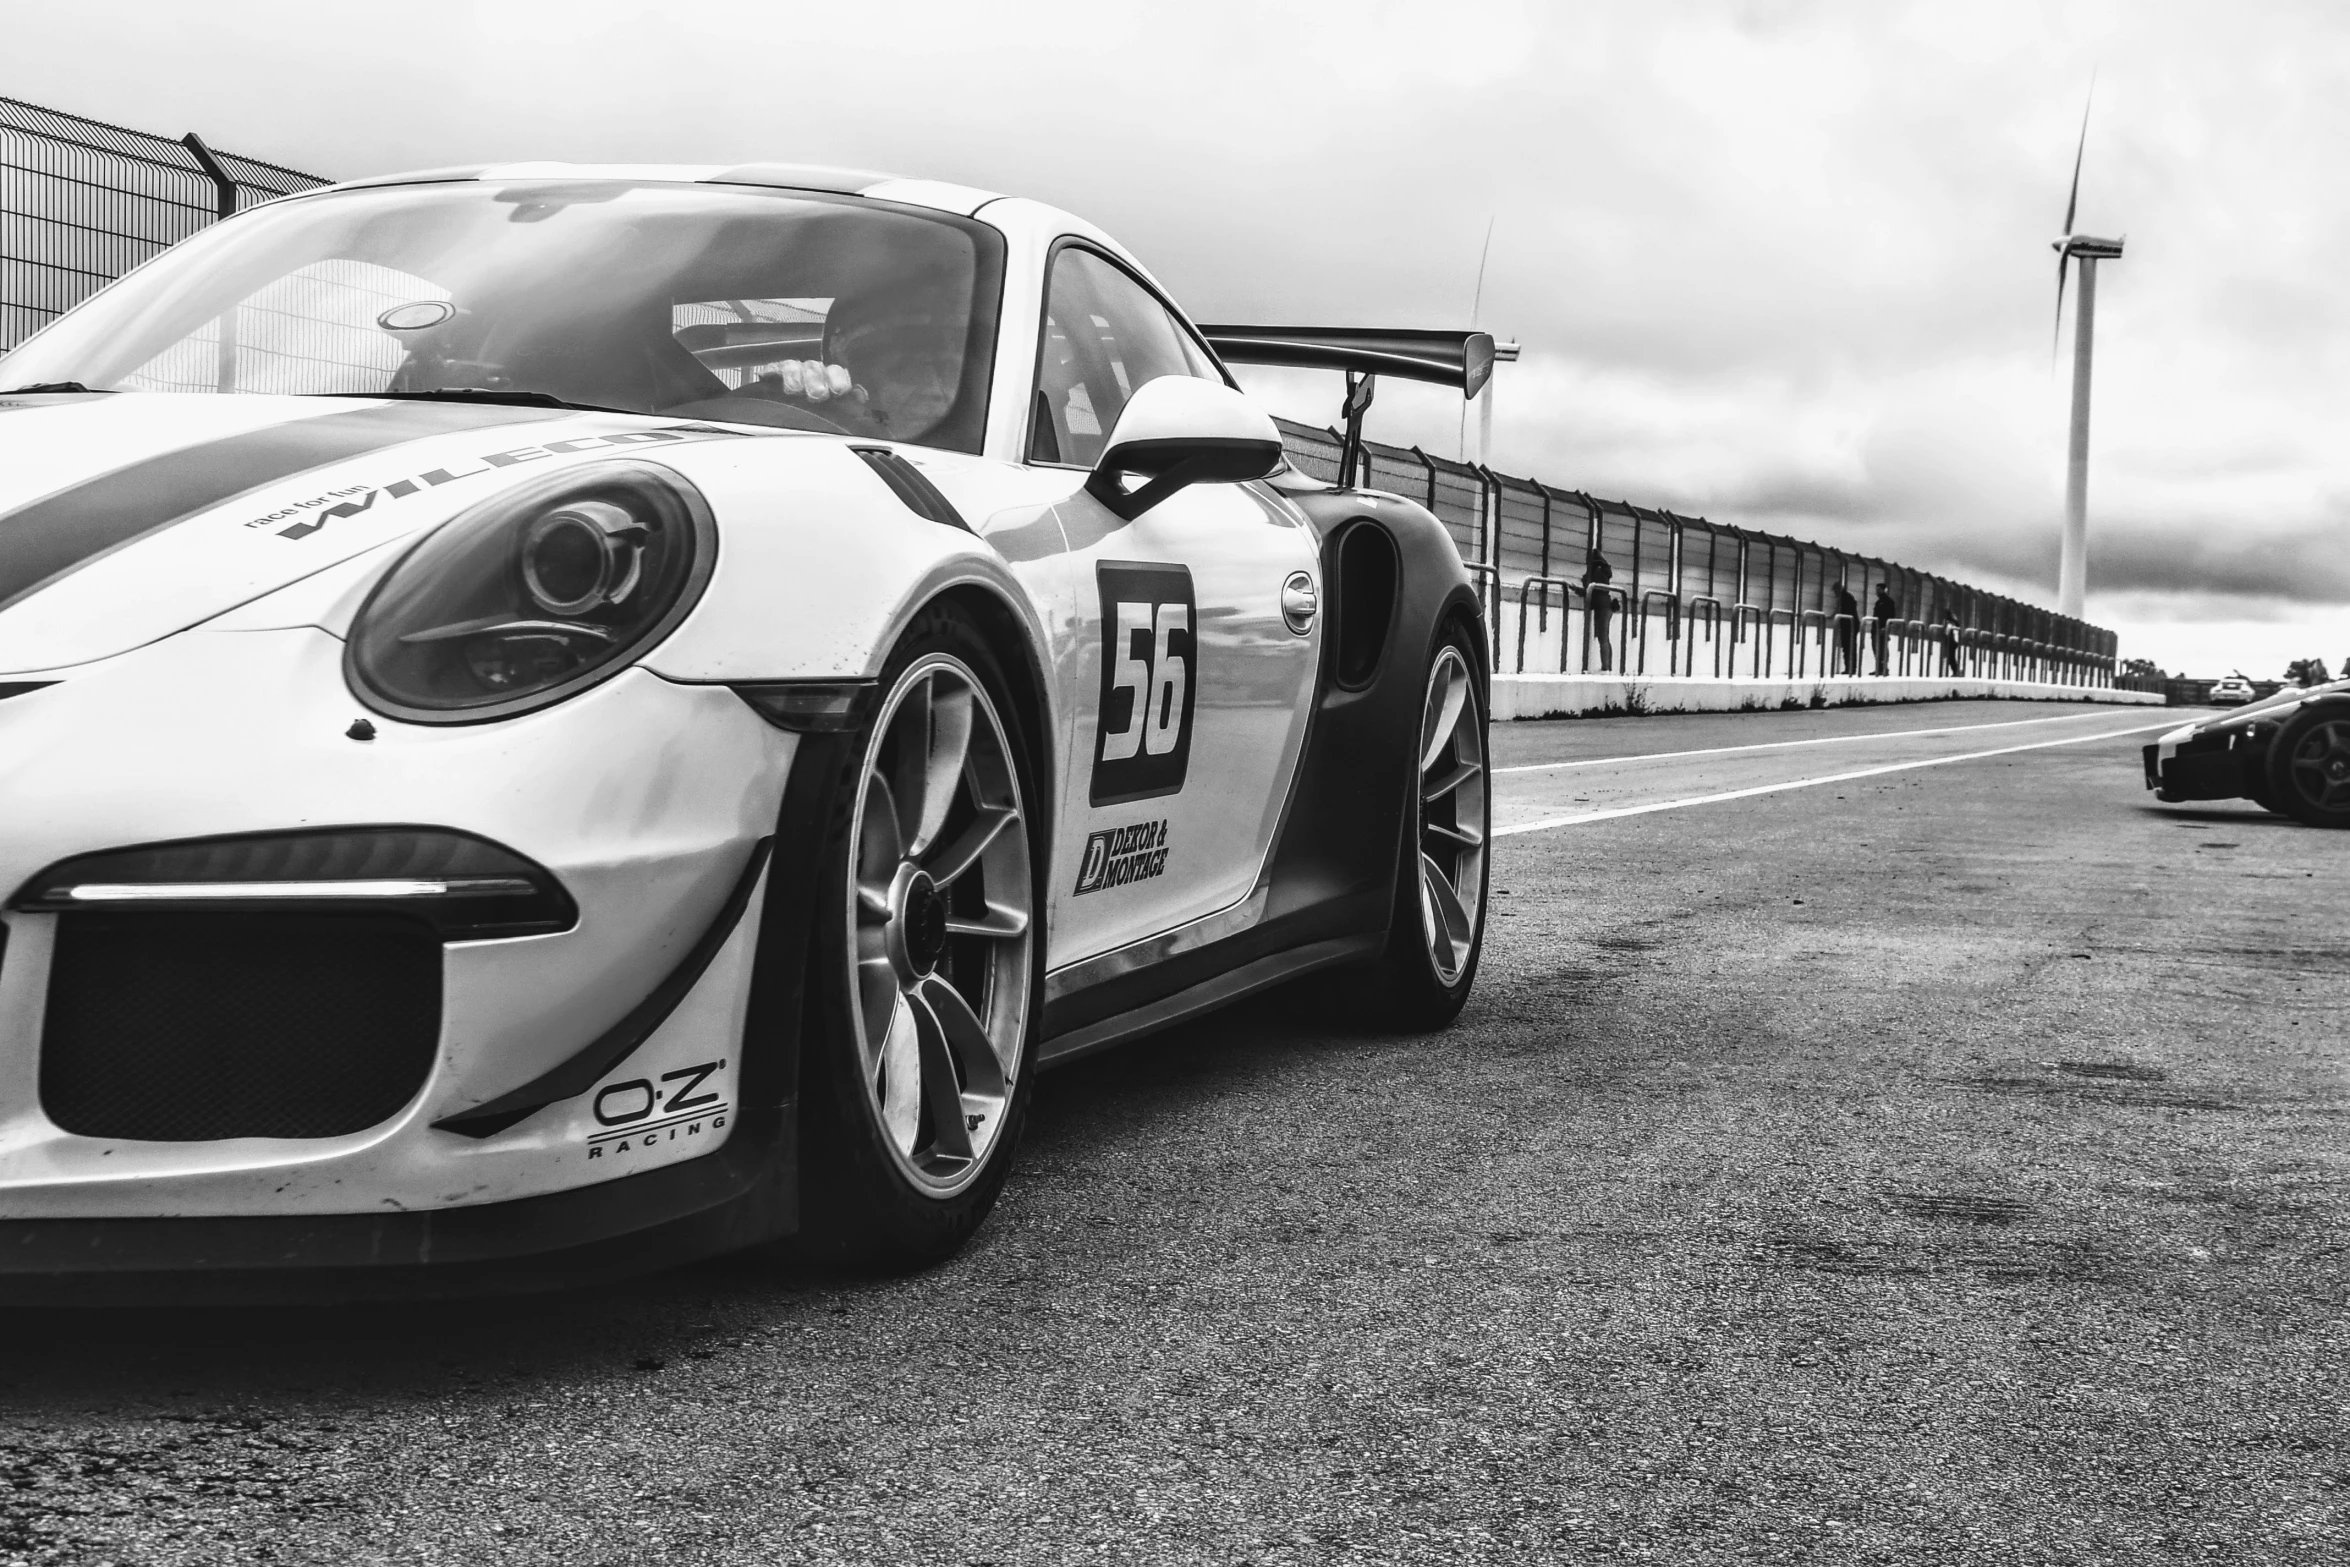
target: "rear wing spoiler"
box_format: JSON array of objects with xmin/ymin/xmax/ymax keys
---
[
  {"xmin": 1198, "ymin": 326, "xmax": 1507, "ymax": 487},
  {"xmin": 1198, "ymin": 326, "xmax": 1497, "ymax": 398}
]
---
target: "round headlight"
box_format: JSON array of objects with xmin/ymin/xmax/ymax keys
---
[
  {"xmin": 347, "ymin": 461, "xmax": 716, "ymax": 724},
  {"xmin": 520, "ymin": 501, "xmax": 645, "ymax": 616}
]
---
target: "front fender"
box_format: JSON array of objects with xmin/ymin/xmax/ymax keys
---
[{"xmin": 635, "ymin": 440, "xmax": 1052, "ymax": 687}]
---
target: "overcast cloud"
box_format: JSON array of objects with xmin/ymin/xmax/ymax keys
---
[{"xmin": 9, "ymin": 0, "xmax": 2345, "ymax": 673}]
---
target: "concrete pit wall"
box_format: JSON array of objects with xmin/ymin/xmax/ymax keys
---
[
  {"xmin": 1491, "ymin": 673, "xmax": 2163, "ymax": 721},
  {"xmin": 1484, "ymin": 596, "xmax": 2153, "ymax": 719}
]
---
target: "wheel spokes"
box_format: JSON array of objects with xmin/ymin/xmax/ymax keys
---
[
  {"xmin": 1420, "ymin": 660, "xmax": 1469, "ymax": 772},
  {"xmin": 1427, "ymin": 818, "xmax": 1484, "ymax": 849},
  {"xmin": 922, "ymin": 973, "xmax": 1014, "ymax": 1084},
  {"xmin": 858, "ymin": 772, "xmax": 904, "ymax": 891},
  {"xmin": 906, "ymin": 681, "xmax": 975, "ymax": 859},
  {"xmin": 944, "ymin": 902, "xmax": 1029, "ymax": 939},
  {"xmin": 924, "ymin": 803, "xmax": 1017, "ymax": 888},
  {"xmin": 856, "ymin": 953, "xmax": 898, "ymax": 1044},
  {"xmin": 876, "ymin": 994, "xmax": 923, "ymax": 1152},
  {"xmin": 1422, "ymin": 852, "xmax": 1473, "ymax": 953},
  {"xmin": 886, "ymin": 672, "xmax": 934, "ymax": 853},
  {"xmin": 907, "ymin": 994, "xmax": 975, "ymax": 1162},
  {"xmin": 1424, "ymin": 757, "xmax": 1481, "ymax": 803}
]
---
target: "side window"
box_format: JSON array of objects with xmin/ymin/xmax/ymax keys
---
[{"xmin": 1030, "ymin": 248, "xmax": 1220, "ymax": 466}]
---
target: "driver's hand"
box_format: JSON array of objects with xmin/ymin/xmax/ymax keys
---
[{"xmin": 775, "ymin": 359, "xmax": 862, "ymax": 404}]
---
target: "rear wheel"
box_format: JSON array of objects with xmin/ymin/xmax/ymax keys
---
[
  {"xmin": 1368, "ymin": 626, "xmax": 1489, "ymax": 1028},
  {"xmin": 796, "ymin": 607, "xmax": 1041, "ymax": 1270},
  {"xmin": 2271, "ymin": 705, "xmax": 2350, "ymax": 828}
]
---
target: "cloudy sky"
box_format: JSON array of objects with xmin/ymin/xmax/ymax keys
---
[{"xmin": 10, "ymin": 0, "xmax": 2344, "ymax": 674}]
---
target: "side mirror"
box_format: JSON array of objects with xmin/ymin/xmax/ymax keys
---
[{"xmin": 1084, "ymin": 376, "xmax": 1284, "ymax": 521}]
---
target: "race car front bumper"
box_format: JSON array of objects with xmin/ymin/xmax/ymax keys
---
[
  {"xmin": 0, "ymin": 628, "xmax": 848, "ymax": 1299},
  {"xmin": 2143, "ymin": 729, "xmax": 2263, "ymax": 802},
  {"xmin": 0, "ymin": 1105, "xmax": 792, "ymax": 1303}
]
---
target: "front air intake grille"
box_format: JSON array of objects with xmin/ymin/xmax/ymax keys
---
[{"xmin": 41, "ymin": 912, "xmax": 441, "ymax": 1141}]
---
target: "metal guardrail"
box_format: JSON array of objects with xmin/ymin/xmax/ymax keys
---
[
  {"xmin": 1682, "ymin": 597, "xmax": 1725, "ymax": 678},
  {"xmin": 1273, "ymin": 417, "xmax": 2121, "ymax": 686},
  {"xmin": 1513, "ymin": 576, "xmax": 1582, "ymax": 674}
]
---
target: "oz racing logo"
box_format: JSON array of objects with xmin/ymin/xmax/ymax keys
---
[
  {"xmin": 1090, "ymin": 561, "xmax": 1195, "ymax": 807},
  {"xmin": 587, "ymin": 1059, "xmax": 729, "ymax": 1160}
]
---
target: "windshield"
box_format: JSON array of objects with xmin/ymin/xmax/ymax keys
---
[{"xmin": 0, "ymin": 180, "xmax": 1005, "ymax": 452}]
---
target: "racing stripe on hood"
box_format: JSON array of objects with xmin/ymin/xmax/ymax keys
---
[{"xmin": 0, "ymin": 400, "xmax": 576, "ymax": 613}]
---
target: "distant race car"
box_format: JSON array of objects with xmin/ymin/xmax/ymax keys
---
[
  {"xmin": 2207, "ymin": 674, "xmax": 2257, "ymax": 706},
  {"xmin": 2145, "ymin": 677, "xmax": 2350, "ymax": 827},
  {"xmin": 0, "ymin": 163, "xmax": 1497, "ymax": 1299}
]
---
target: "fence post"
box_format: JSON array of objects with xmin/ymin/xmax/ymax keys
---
[
  {"xmin": 180, "ymin": 132, "xmax": 237, "ymax": 220},
  {"xmin": 1535, "ymin": 482, "xmax": 1553, "ymax": 630},
  {"xmin": 178, "ymin": 132, "xmax": 242, "ymax": 391},
  {"xmin": 1410, "ymin": 446, "xmax": 1439, "ymax": 514},
  {"xmin": 1475, "ymin": 465, "xmax": 1504, "ymax": 669}
]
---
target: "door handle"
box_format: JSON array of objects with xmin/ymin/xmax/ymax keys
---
[{"xmin": 1281, "ymin": 572, "xmax": 1318, "ymax": 636}]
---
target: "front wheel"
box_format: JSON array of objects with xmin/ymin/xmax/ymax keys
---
[
  {"xmin": 795, "ymin": 607, "xmax": 1042, "ymax": 1270},
  {"xmin": 1368, "ymin": 626, "xmax": 1490, "ymax": 1028},
  {"xmin": 2271, "ymin": 704, "xmax": 2350, "ymax": 828}
]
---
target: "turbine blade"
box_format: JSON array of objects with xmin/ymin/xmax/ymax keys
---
[
  {"xmin": 2061, "ymin": 77, "xmax": 2094, "ymax": 236},
  {"xmin": 2052, "ymin": 251, "xmax": 2071, "ymax": 364}
]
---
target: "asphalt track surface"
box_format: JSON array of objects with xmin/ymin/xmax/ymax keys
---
[{"xmin": 2, "ymin": 699, "xmax": 2344, "ymax": 1565}]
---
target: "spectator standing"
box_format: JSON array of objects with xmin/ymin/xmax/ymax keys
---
[
  {"xmin": 1871, "ymin": 582, "xmax": 1898, "ymax": 676},
  {"xmin": 1584, "ymin": 545, "xmax": 1616, "ymax": 673},
  {"xmin": 1832, "ymin": 581, "xmax": 1861, "ymax": 676},
  {"xmin": 1931, "ymin": 590, "xmax": 1963, "ymax": 674}
]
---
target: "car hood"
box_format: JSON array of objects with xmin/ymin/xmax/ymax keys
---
[
  {"xmin": 0, "ymin": 393, "xmax": 766, "ymax": 676},
  {"xmin": 2162, "ymin": 676, "xmax": 2350, "ymax": 746}
]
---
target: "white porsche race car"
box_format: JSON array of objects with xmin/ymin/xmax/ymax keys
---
[
  {"xmin": 2207, "ymin": 674, "xmax": 2257, "ymax": 707},
  {"xmin": 0, "ymin": 163, "xmax": 1494, "ymax": 1298}
]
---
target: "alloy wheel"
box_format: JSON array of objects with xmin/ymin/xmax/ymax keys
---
[
  {"xmin": 847, "ymin": 655, "xmax": 1033, "ymax": 1194},
  {"xmin": 2285, "ymin": 716, "xmax": 2350, "ymax": 814},
  {"xmin": 1416, "ymin": 645, "xmax": 1487, "ymax": 985}
]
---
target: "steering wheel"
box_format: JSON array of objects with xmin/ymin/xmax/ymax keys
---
[{"xmin": 659, "ymin": 395, "xmax": 853, "ymax": 435}]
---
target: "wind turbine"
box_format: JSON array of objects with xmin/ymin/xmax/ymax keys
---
[{"xmin": 2052, "ymin": 89, "xmax": 2124, "ymax": 621}]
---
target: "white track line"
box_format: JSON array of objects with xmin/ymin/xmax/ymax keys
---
[
  {"xmin": 1492, "ymin": 706, "xmax": 2167, "ymax": 776},
  {"xmin": 1492, "ymin": 718, "xmax": 2179, "ymax": 837}
]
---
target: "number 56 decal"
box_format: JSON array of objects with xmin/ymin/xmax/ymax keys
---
[{"xmin": 1091, "ymin": 561, "xmax": 1196, "ymax": 806}]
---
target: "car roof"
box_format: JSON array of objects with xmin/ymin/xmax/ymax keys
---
[{"xmin": 315, "ymin": 162, "xmax": 1008, "ymax": 219}]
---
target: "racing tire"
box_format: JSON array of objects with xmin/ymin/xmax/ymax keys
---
[
  {"xmin": 2269, "ymin": 703, "xmax": 2350, "ymax": 829},
  {"xmin": 794, "ymin": 605, "xmax": 1045, "ymax": 1271},
  {"xmin": 1366, "ymin": 621, "xmax": 1490, "ymax": 1030}
]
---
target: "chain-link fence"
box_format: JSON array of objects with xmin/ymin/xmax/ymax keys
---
[
  {"xmin": 0, "ymin": 94, "xmax": 2114, "ymax": 683},
  {"xmin": 1, "ymin": 95, "xmax": 324, "ymax": 352}
]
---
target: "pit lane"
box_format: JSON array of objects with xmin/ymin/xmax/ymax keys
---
[{"xmin": 0, "ymin": 700, "xmax": 2341, "ymax": 1565}]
